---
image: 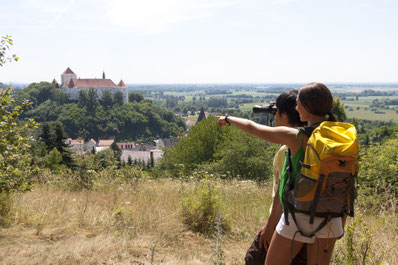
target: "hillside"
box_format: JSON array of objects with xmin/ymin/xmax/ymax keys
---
[{"xmin": 15, "ymin": 82, "xmax": 186, "ymax": 141}]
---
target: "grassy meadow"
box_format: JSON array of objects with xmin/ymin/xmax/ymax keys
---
[{"xmin": 0, "ymin": 171, "xmax": 396, "ymax": 265}]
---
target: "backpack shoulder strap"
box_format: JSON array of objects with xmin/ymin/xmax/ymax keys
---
[{"xmin": 298, "ymin": 126, "xmax": 315, "ymax": 138}]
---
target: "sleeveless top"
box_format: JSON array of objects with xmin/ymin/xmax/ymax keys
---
[{"xmin": 279, "ymin": 131, "xmax": 305, "ymax": 208}]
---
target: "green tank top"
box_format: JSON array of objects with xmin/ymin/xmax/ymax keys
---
[{"xmin": 279, "ymin": 132, "xmax": 305, "ymax": 207}]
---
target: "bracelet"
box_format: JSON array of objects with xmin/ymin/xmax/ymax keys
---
[{"xmin": 225, "ymin": 114, "xmax": 231, "ymax": 126}]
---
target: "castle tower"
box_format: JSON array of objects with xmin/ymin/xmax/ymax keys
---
[{"xmin": 61, "ymin": 67, "xmax": 77, "ymax": 87}]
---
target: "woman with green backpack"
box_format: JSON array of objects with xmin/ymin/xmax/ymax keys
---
[{"xmin": 217, "ymin": 82, "xmax": 358, "ymax": 265}]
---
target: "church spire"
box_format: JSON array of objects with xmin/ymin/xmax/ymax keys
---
[{"xmin": 102, "ymin": 71, "xmax": 105, "ymax": 79}]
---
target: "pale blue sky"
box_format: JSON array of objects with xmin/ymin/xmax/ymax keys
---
[{"xmin": 1, "ymin": 0, "xmax": 397, "ymax": 84}]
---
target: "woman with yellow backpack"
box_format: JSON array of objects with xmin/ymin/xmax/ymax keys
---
[{"xmin": 216, "ymin": 82, "xmax": 358, "ymax": 265}]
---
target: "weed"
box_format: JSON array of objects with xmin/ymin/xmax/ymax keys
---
[
  {"xmin": 0, "ymin": 193, "xmax": 11, "ymax": 226},
  {"xmin": 211, "ymin": 213, "xmax": 225, "ymax": 265},
  {"xmin": 332, "ymin": 217, "xmax": 384, "ymax": 265},
  {"xmin": 180, "ymin": 173, "xmax": 231, "ymax": 235}
]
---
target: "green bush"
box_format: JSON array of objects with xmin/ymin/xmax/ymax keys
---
[
  {"xmin": 358, "ymin": 138, "xmax": 398, "ymax": 196},
  {"xmin": 0, "ymin": 87, "xmax": 39, "ymax": 193},
  {"xmin": 180, "ymin": 174, "xmax": 230, "ymax": 235},
  {"xmin": 158, "ymin": 116, "xmax": 276, "ymax": 180},
  {"xmin": 211, "ymin": 127, "xmax": 277, "ymax": 180},
  {"xmin": 47, "ymin": 147, "xmax": 63, "ymax": 171},
  {"xmin": 159, "ymin": 117, "xmax": 226, "ymax": 175}
]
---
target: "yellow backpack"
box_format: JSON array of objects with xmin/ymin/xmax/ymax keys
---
[{"xmin": 284, "ymin": 121, "xmax": 359, "ymax": 237}]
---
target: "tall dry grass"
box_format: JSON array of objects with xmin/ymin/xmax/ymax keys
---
[{"xmin": 0, "ymin": 175, "xmax": 396, "ymax": 264}]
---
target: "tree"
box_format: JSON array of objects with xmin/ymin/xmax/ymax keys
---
[
  {"xmin": 129, "ymin": 92, "xmax": 144, "ymax": 103},
  {"xmin": 110, "ymin": 141, "xmax": 122, "ymax": 162},
  {"xmin": 113, "ymin": 91, "xmax": 124, "ymax": 105},
  {"xmin": 53, "ymin": 122, "xmax": 74, "ymax": 168},
  {"xmin": 38, "ymin": 122, "xmax": 75, "ymax": 168},
  {"xmin": 0, "ymin": 87, "xmax": 38, "ymax": 193},
  {"xmin": 0, "ymin": 35, "xmax": 18, "ymax": 67},
  {"xmin": 196, "ymin": 107, "xmax": 206, "ymax": 125},
  {"xmin": 39, "ymin": 123, "xmax": 54, "ymax": 151},
  {"xmin": 359, "ymin": 138, "xmax": 398, "ymax": 195},
  {"xmin": 158, "ymin": 116, "xmax": 276, "ymax": 180},
  {"xmin": 47, "ymin": 148, "xmax": 63, "ymax": 171},
  {"xmin": 101, "ymin": 90, "xmax": 113, "ymax": 108},
  {"xmin": 212, "ymin": 128, "xmax": 276, "ymax": 180},
  {"xmin": 0, "ymin": 36, "xmax": 37, "ymax": 193},
  {"xmin": 332, "ymin": 97, "xmax": 347, "ymax": 122},
  {"xmin": 78, "ymin": 90, "xmax": 89, "ymax": 107},
  {"xmin": 158, "ymin": 117, "xmax": 227, "ymax": 174},
  {"xmin": 87, "ymin": 87, "xmax": 99, "ymax": 113}
]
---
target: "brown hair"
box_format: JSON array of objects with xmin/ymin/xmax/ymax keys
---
[{"xmin": 298, "ymin": 82, "xmax": 337, "ymax": 121}]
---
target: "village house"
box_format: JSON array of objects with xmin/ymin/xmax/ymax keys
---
[
  {"xmin": 66, "ymin": 137, "xmax": 178, "ymax": 165},
  {"xmin": 86, "ymin": 139, "xmax": 96, "ymax": 153},
  {"xmin": 67, "ymin": 138, "xmax": 85, "ymax": 153},
  {"xmin": 155, "ymin": 137, "xmax": 179, "ymax": 149},
  {"xmin": 96, "ymin": 139, "xmax": 115, "ymax": 152}
]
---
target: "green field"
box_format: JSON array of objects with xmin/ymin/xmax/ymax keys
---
[
  {"xmin": 159, "ymin": 87, "xmax": 398, "ymax": 122},
  {"xmin": 342, "ymin": 95, "xmax": 398, "ymax": 122},
  {"xmin": 344, "ymin": 105, "xmax": 398, "ymax": 121}
]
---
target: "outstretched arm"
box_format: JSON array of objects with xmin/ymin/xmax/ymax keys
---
[{"xmin": 216, "ymin": 116, "xmax": 298, "ymax": 147}]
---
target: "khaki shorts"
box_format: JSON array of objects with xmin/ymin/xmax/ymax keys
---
[{"xmin": 276, "ymin": 213, "xmax": 343, "ymax": 243}]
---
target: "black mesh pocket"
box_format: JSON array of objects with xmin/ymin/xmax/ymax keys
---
[{"xmin": 295, "ymin": 173, "xmax": 316, "ymax": 198}]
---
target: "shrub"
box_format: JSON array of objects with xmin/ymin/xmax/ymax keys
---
[
  {"xmin": 332, "ymin": 218, "xmax": 384, "ymax": 265},
  {"xmin": 358, "ymin": 138, "xmax": 398, "ymax": 196},
  {"xmin": 158, "ymin": 116, "xmax": 276, "ymax": 180},
  {"xmin": 0, "ymin": 87, "xmax": 39, "ymax": 193},
  {"xmin": 159, "ymin": 116, "xmax": 226, "ymax": 175},
  {"xmin": 211, "ymin": 127, "xmax": 276, "ymax": 180},
  {"xmin": 180, "ymin": 174, "xmax": 230, "ymax": 235},
  {"xmin": 47, "ymin": 147, "xmax": 63, "ymax": 171}
]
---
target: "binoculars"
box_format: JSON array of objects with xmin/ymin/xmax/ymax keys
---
[{"xmin": 252, "ymin": 103, "xmax": 277, "ymax": 115}]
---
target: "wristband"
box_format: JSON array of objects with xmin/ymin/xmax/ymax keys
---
[{"xmin": 225, "ymin": 115, "xmax": 231, "ymax": 126}]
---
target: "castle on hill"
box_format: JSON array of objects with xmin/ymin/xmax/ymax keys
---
[{"xmin": 53, "ymin": 67, "xmax": 128, "ymax": 103}]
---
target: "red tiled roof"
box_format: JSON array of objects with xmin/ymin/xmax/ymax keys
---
[
  {"xmin": 98, "ymin": 139, "xmax": 114, "ymax": 146},
  {"xmin": 73, "ymin": 79, "xmax": 117, "ymax": 88},
  {"xmin": 88, "ymin": 139, "xmax": 96, "ymax": 144},
  {"xmin": 62, "ymin": 67, "xmax": 75, "ymax": 75},
  {"xmin": 118, "ymin": 80, "xmax": 127, "ymax": 88},
  {"xmin": 70, "ymin": 139, "xmax": 84, "ymax": 145}
]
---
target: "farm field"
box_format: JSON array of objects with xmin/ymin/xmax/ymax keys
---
[
  {"xmin": 344, "ymin": 107, "xmax": 398, "ymax": 121},
  {"xmin": 137, "ymin": 84, "xmax": 398, "ymax": 123}
]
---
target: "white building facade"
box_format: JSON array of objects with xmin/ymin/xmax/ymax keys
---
[{"xmin": 58, "ymin": 67, "xmax": 128, "ymax": 103}]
